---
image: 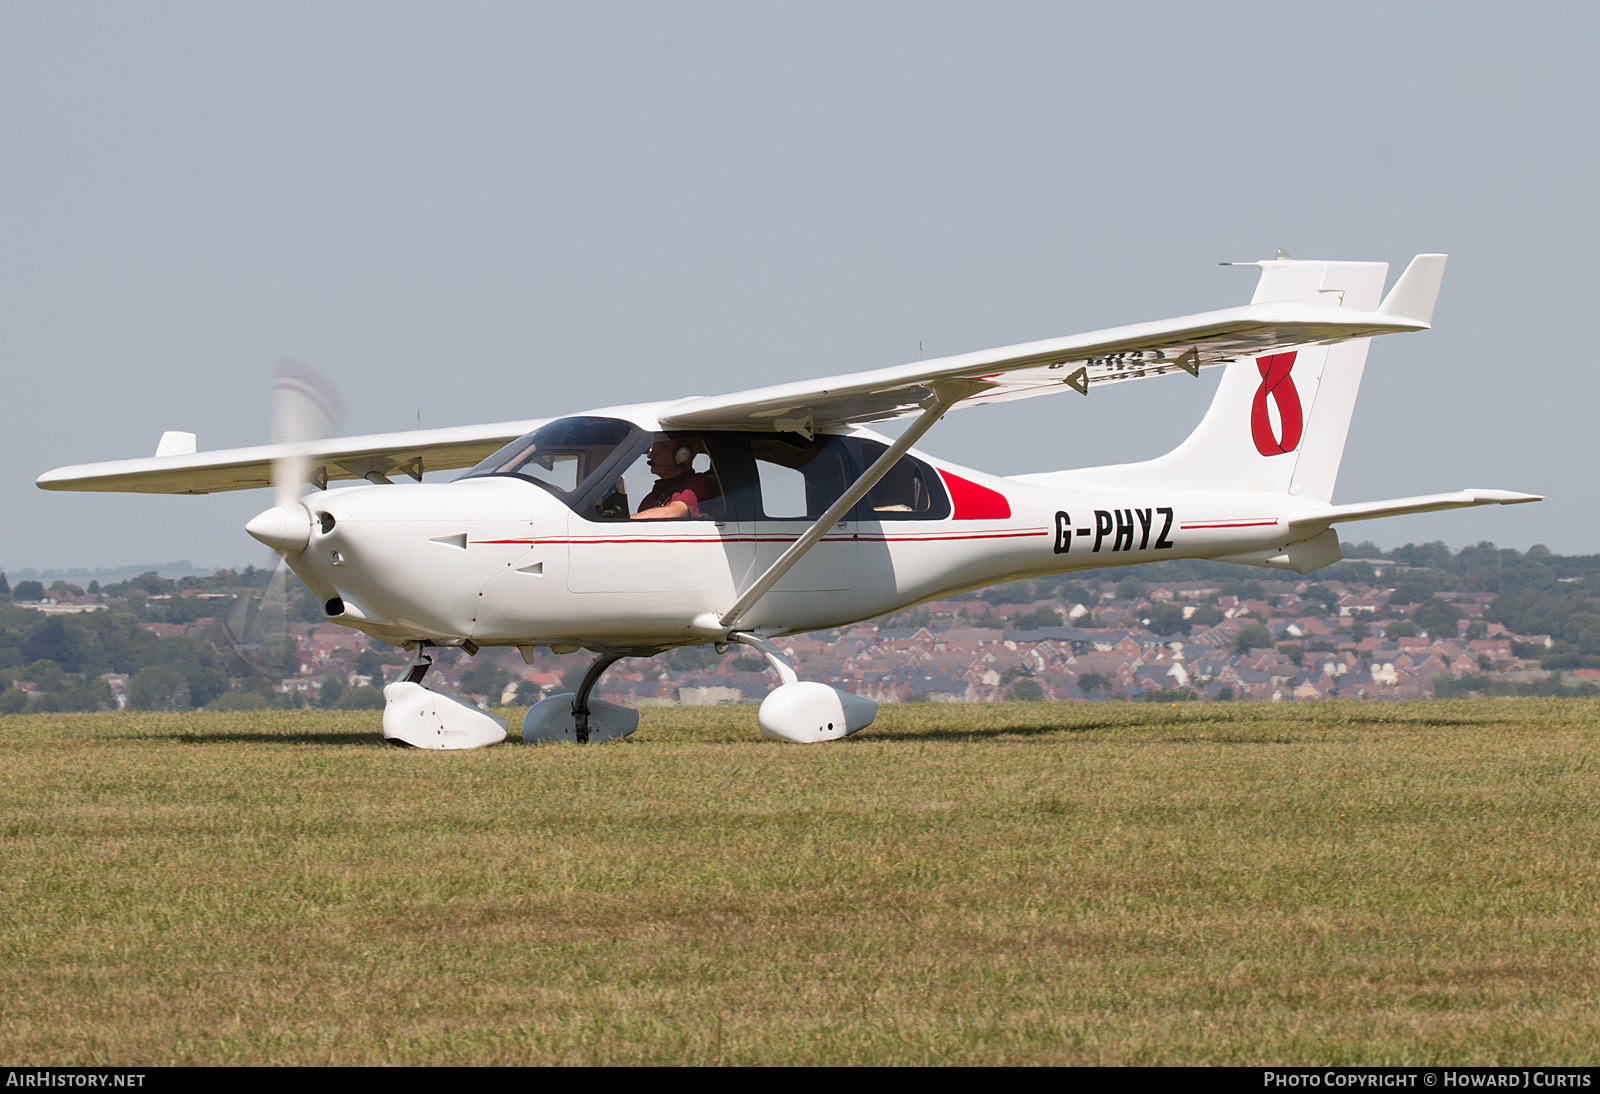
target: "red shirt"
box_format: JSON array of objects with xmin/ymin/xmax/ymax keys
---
[{"xmin": 639, "ymin": 472, "xmax": 719, "ymax": 517}]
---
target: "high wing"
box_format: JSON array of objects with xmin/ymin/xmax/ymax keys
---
[
  {"xmin": 37, "ymin": 419, "xmax": 549, "ymax": 494},
  {"xmin": 36, "ymin": 254, "xmax": 1445, "ymax": 495},
  {"xmin": 660, "ymin": 254, "xmax": 1445, "ymax": 433}
]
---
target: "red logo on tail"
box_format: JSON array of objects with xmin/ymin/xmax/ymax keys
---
[{"xmin": 1250, "ymin": 352, "xmax": 1303, "ymax": 456}]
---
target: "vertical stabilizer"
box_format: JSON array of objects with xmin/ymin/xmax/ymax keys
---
[{"xmin": 1019, "ymin": 257, "xmax": 1402, "ymax": 502}]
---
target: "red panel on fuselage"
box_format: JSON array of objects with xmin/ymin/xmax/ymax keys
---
[{"xmin": 937, "ymin": 469, "xmax": 1011, "ymax": 520}]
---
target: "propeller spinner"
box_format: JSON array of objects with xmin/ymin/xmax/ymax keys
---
[{"xmin": 246, "ymin": 360, "xmax": 347, "ymax": 553}]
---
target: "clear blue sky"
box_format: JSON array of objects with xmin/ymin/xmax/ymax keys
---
[{"xmin": 3, "ymin": 2, "xmax": 1595, "ymax": 571}]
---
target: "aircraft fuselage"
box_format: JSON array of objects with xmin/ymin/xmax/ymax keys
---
[{"xmin": 278, "ymin": 419, "xmax": 1331, "ymax": 652}]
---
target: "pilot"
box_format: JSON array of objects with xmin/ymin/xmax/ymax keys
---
[{"xmin": 631, "ymin": 439, "xmax": 720, "ymax": 519}]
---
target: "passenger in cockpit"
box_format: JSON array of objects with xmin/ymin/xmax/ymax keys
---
[{"xmin": 632, "ymin": 439, "xmax": 721, "ymax": 519}]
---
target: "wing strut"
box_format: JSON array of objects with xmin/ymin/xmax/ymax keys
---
[{"xmin": 717, "ymin": 384, "xmax": 964, "ymax": 630}]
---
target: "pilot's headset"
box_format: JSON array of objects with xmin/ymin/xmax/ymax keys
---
[{"xmin": 672, "ymin": 442, "xmax": 695, "ymax": 471}]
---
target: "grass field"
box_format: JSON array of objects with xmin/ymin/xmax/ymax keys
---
[{"xmin": 1, "ymin": 699, "xmax": 1597, "ymax": 1065}]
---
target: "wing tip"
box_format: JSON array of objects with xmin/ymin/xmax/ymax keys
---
[{"xmin": 1466, "ymin": 488, "xmax": 1544, "ymax": 505}]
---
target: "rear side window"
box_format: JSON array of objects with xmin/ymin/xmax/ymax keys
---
[{"xmin": 845, "ymin": 439, "xmax": 951, "ymax": 520}]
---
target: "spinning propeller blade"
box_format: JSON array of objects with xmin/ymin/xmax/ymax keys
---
[
  {"xmin": 229, "ymin": 362, "xmax": 349, "ymax": 681},
  {"xmin": 246, "ymin": 361, "xmax": 347, "ymax": 553},
  {"xmin": 270, "ymin": 359, "xmax": 347, "ymax": 513},
  {"xmin": 220, "ymin": 558, "xmax": 300, "ymax": 681}
]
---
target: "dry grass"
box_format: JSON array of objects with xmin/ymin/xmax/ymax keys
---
[{"xmin": 1, "ymin": 699, "xmax": 1597, "ymax": 1064}]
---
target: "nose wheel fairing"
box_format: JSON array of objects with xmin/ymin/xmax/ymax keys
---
[
  {"xmin": 378, "ymin": 647, "xmax": 507, "ymax": 749},
  {"xmin": 381, "ymin": 681, "xmax": 509, "ymax": 749}
]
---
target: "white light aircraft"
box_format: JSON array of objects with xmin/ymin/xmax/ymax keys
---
[{"xmin": 38, "ymin": 254, "xmax": 1540, "ymax": 747}]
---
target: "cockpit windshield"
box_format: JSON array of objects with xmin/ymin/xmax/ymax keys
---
[{"xmin": 458, "ymin": 417, "xmax": 646, "ymax": 501}]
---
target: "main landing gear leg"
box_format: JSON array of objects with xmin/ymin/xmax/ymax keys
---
[
  {"xmin": 731, "ymin": 632, "xmax": 879, "ymax": 744},
  {"xmin": 571, "ymin": 651, "xmax": 626, "ymax": 744},
  {"xmin": 521, "ymin": 650, "xmax": 641, "ymax": 744}
]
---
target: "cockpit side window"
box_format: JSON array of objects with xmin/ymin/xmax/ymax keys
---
[
  {"xmin": 750, "ymin": 436, "xmax": 854, "ymax": 520},
  {"xmin": 583, "ymin": 435, "xmax": 731, "ymax": 521},
  {"xmin": 842, "ymin": 439, "xmax": 951, "ymax": 521}
]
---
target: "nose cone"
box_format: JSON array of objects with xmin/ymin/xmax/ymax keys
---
[{"xmin": 246, "ymin": 504, "xmax": 312, "ymax": 553}]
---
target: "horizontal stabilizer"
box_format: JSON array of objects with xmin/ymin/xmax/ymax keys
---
[
  {"xmin": 1287, "ymin": 488, "xmax": 1542, "ymax": 530},
  {"xmin": 1376, "ymin": 254, "xmax": 1448, "ymax": 327}
]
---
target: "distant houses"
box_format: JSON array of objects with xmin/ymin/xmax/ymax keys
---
[{"xmin": 2, "ymin": 563, "xmax": 1575, "ymax": 710}]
